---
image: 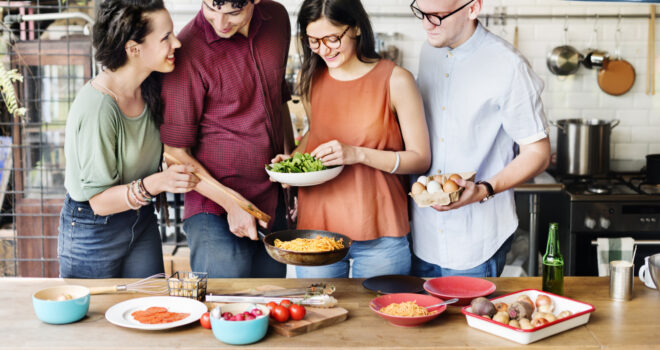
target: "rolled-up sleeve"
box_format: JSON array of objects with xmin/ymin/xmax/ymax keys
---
[
  {"xmin": 502, "ymin": 61, "xmax": 549, "ymax": 145},
  {"xmin": 160, "ymin": 53, "xmax": 206, "ymax": 148}
]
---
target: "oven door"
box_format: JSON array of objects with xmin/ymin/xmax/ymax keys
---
[{"xmin": 571, "ymin": 232, "xmax": 660, "ymax": 276}]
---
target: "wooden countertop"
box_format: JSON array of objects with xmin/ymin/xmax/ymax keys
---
[{"xmin": 1, "ymin": 277, "xmax": 658, "ymax": 349}]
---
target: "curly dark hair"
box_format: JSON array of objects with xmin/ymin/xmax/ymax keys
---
[
  {"xmin": 92, "ymin": 0, "xmax": 167, "ymax": 126},
  {"xmin": 212, "ymin": 0, "xmax": 254, "ymax": 9}
]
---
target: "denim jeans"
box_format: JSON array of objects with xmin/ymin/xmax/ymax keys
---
[
  {"xmin": 295, "ymin": 235, "xmax": 411, "ymax": 278},
  {"xmin": 411, "ymin": 235, "xmax": 514, "ymax": 278},
  {"xmin": 58, "ymin": 194, "xmax": 165, "ymax": 278},
  {"xmin": 183, "ymin": 192, "xmax": 287, "ymax": 278}
]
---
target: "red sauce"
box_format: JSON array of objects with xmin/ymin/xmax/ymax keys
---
[{"xmin": 131, "ymin": 306, "xmax": 190, "ymax": 324}]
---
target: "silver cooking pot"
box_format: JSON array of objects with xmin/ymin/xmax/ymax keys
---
[{"xmin": 551, "ymin": 119, "xmax": 620, "ymax": 176}]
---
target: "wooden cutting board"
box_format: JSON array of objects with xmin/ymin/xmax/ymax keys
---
[
  {"xmin": 207, "ymin": 285, "xmax": 348, "ymax": 337},
  {"xmin": 269, "ymin": 305, "xmax": 348, "ymax": 337}
]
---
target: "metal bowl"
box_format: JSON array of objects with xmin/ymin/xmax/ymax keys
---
[{"xmin": 649, "ymin": 253, "xmax": 660, "ymax": 292}]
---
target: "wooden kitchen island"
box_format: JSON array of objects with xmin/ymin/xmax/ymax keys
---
[{"xmin": 1, "ymin": 277, "xmax": 658, "ymax": 349}]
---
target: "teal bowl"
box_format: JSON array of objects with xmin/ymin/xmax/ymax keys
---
[
  {"xmin": 32, "ymin": 285, "xmax": 90, "ymax": 324},
  {"xmin": 210, "ymin": 303, "xmax": 270, "ymax": 345}
]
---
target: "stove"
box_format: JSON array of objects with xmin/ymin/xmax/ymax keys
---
[{"xmin": 558, "ymin": 174, "xmax": 660, "ymax": 276}]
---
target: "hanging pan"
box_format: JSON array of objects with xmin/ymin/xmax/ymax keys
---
[{"xmin": 597, "ymin": 19, "xmax": 635, "ymax": 96}]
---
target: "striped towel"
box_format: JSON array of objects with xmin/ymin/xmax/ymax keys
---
[{"xmin": 596, "ymin": 237, "xmax": 636, "ymax": 276}]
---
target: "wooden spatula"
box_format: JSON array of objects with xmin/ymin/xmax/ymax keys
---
[{"xmin": 163, "ymin": 152, "xmax": 271, "ymax": 223}]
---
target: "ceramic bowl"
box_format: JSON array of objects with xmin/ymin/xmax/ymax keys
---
[
  {"xmin": 210, "ymin": 303, "xmax": 270, "ymax": 345},
  {"xmin": 265, "ymin": 165, "xmax": 344, "ymax": 187},
  {"xmin": 369, "ymin": 293, "xmax": 447, "ymax": 327},
  {"xmin": 32, "ymin": 285, "xmax": 90, "ymax": 324}
]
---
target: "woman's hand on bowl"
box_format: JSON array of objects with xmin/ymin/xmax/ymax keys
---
[
  {"xmin": 269, "ymin": 153, "xmax": 292, "ymax": 187},
  {"xmin": 311, "ymin": 140, "xmax": 355, "ymax": 166}
]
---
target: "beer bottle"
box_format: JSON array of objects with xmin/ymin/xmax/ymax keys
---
[{"xmin": 542, "ymin": 222, "xmax": 564, "ymax": 295}]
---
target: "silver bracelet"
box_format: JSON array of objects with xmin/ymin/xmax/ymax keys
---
[{"xmin": 390, "ymin": 152, "xmax": 400, "ymax": 174}]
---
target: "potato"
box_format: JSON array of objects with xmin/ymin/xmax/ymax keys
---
[
  {"xmin": 519, "ymin": 318, "xmax": 533, "ymax": 330},
  {"xmin": 493, "ymin": 311, "xmax": 510, "ymax": 324},
  {"xmin": 508, "ymin": 319, "xmax": 521, "ymax": 329},
  {"xmin": 557, "ymin": 310, "xmax": 573, "ymax": 319}
]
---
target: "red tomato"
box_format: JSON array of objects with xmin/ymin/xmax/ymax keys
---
[
  {"xmin": 289, "ymin": 304, "xmax": 306, "ymax": 321},
  {"xmin": 279, "ymin": 299, "xmax": 292, "ymax": 308},
  {"xmin": 266, "ymin": 301, "xmax": 278, "ymax": 311},
  {"xmin": 200, "ymin": 312, "xmax": 211, "ymax": 329},
  {"xmin": 271, "ymin": 305, "xmax": 290, "ymax": 323}
]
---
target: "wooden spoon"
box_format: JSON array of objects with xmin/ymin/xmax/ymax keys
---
[{"xmin": 163, "ymin": 152, "xmax": 271, "ymax": 223}]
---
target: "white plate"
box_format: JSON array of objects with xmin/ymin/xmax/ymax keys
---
[
  {"xmin": 105, "ymin": 296, "xmax": 208, "ymax": 330},
  {"xmin": 461, "ymin": 289, "xmax": 595, "ymax": 344},
  {"xmin": 265, "ymin": 165, "xmax": 344, "ymax": 187}
]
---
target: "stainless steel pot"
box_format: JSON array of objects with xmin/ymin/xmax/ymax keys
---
[{"xmin": 551, "ymin": 119, "xmax": 620, "ymax": 176}]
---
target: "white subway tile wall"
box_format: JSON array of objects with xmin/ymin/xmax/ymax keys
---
[{"xmin": 165, "ymin": 0, "xmax": 660, "ymax": 171}]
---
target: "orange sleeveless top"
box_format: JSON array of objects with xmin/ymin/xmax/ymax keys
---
[{"xmin": 297, "ymin": 60, "xmax": 409, "ymax": 241}]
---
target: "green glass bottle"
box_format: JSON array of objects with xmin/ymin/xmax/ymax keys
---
[{"xmin": 542, "ymin": 222, "xmax": 564, "ymax": 295}]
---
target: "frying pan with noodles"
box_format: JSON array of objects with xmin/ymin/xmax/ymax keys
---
[{"xmin": 257, "ymin": 227, "xmax": 353, "ymax": 266}]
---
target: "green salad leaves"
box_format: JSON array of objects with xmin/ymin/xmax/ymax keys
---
[{"xmin": 267, "ymin": 153, "xmax": 327, "ymax": 173}]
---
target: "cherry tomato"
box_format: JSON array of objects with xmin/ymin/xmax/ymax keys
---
[
  {"xmin": 271, "ymin": 305, "xmax": 290, "ymax": 323},
  {"xmin": 289, "ymin": 304, "xmax": 306, "ymax": 321},
  {"xmin": 279, "ymin": 299, "xmax": 292, "ymax": 308},
  {"xmin": 266, "ymin": 301, "xmax": 278, "ymax": 311},
  {"xmin": 200, "ymin": 312, "xmax": 211, "ymax": 329}
]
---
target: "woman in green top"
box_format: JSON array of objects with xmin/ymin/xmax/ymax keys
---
[{"xmin": 58, "ymin": 0, "xmax": 198, "ymax": 278}]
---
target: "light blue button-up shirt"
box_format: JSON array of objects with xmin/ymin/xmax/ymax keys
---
[{"xmin": 411, "ymin": 22, "xmax": 548, "ymax": 270}]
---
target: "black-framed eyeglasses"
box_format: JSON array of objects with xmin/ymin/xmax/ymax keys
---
[
  {"xmin": 306, "ymin": 26, "xmax": 350, "ymax": 50},
  {"xmin": 410, "ymin": 0, "xmax": 475, "ymax": 27}
]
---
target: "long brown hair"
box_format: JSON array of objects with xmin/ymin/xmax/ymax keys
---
[{"xmin": 296, "ymin": 0, "xmax": 380, "ymax": 99}]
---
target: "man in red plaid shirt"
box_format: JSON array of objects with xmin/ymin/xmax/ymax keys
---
[{"xmin": 160, "ymin": 0, "xmax": 293, "ymax": 277}]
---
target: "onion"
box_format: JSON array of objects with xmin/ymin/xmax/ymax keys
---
[{"xmin": 535, "ymin": 294, "xmax": 553, "ymax": 309}]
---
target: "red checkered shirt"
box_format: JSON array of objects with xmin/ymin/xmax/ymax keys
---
[{"xmin": 160, "ymin": 0, "xmax": 291, "ymax": 221}]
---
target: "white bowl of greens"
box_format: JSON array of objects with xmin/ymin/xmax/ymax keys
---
[{"xmin": 266, "ymin": 153, "xmax": 344, "ymax": 187}]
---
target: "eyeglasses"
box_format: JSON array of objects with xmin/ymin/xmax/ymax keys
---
[
  {"xmin": 410, "ymin": 0, "xmax": 475, "ymax": 27},
  {"xmin": 306, "ymin": 26, "xmax": 350, "ymax": 50}
]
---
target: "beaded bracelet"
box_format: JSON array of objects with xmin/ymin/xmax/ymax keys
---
[
  {"xmin": 125, "ymin": 184, "xmax": 141, "ymax": 210},
  {"xmin": 129, "ymin": 181, "xmax": 149, "ymax": 206},
  {"xmin": 138, "ymin": 178, "xmax": 154, "ymax": 198},
  {"xmin": 133, "ymin": 180, "xmax": 151, "ymax": 202}
]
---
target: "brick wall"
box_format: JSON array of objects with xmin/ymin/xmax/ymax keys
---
[{"xmin": 165, "ymin": 0, "xmax": 660, "ymax": 171}]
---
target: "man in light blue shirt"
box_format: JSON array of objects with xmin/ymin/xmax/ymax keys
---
[{"xmin": 410, "ymin": 0, "xmax": 551, "ymax": 277}]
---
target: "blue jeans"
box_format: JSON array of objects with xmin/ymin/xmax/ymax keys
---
[
  {"xmin": 412, "ymin": 235, "xmax": 514, "ymax": 278},
  {"xmin": 58, "ymin": 194, "xmax": 165, "ymax": 278},
  {"xmin": 183, "ymin": 192, "xmax": 287, "ymax": 278},
  {"xmin": 295, "ymin": 235, "xmax": 411, "ymax": 278}
]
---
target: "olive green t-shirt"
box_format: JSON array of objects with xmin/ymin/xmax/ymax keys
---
[{"xmin": 64, "ymin": 83, "xmax": 162, "ymax": 202}]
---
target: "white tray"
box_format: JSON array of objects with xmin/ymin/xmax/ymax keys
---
[{"xmin": 461, "ymin": 289, "xmax": 595, "ymax": 344}]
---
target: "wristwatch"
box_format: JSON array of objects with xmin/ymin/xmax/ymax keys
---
[{"xmin": 476, "ymin": 181, "xmax": 495, "ymax": 203}]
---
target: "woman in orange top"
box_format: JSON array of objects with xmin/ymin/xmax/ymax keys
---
[{"xmin": 272, "ymin": 0, "xmax": 430, "ymax": 278}]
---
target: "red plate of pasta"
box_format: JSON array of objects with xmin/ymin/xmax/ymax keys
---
[{"xmin": 369, "ymin": 293, "xmax": 447, "ymax": 327}]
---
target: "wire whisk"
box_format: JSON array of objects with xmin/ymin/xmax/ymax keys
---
[{"xmin": 88, "ymin": 273, "xmax": 169, "ymax": 295}]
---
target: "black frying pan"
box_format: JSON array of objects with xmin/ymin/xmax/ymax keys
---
[{"xmin": 257, "ymin": 227, "xmax": 352, "ymax": 266}]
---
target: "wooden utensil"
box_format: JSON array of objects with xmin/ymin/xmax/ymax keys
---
[{"xmin": 163, "ymin": 152, "xmax": 271, "ymax": 223}]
